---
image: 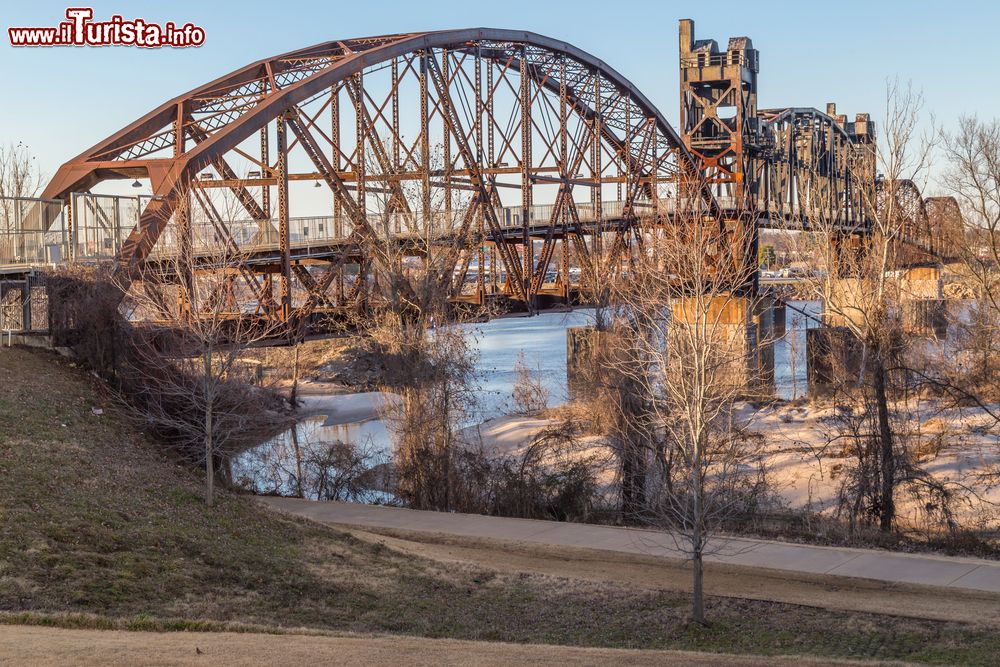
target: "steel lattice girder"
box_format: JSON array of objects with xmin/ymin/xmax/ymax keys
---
[{"xmin": 43, "ymin": 29, "xmax": 709, "ymax": 279}]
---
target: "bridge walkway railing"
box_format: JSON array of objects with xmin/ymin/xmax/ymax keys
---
[{"xmin": 3, "ymin": 191, "xmax": 868, "ymax": 270}]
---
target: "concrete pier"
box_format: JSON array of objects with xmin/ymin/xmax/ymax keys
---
[
  {"xmin": 899, "ymin": 267, "xmax": 948, "ymax": 338},
  {"xmin": 565, "ymin": 295, "xmax": 779, "ymax": 396},
  {"xmin": 671, "ymin": 294, "xmax": 775, "ymax": 393},
  {"xmin": 807, "ymin": 326, "xmax": 864, "ymax": 393},
  {"xmin": 903, "ymin": 298, "xmax": 949, "ymax": 339}
]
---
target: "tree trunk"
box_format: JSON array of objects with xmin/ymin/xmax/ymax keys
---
[
  {"xmin": 204, "ymin": 351, "xmax": 215, "ymax": 507},
  {"xmin": 442, "ymin": 388, "xmax": 451, "ymax": 512},
  {"xmin": 290, "ymin": 342, "xmax": 300, "ymax": 408},
  {"xmin": 291, "ymin": 425, "xmax": 304, "ymax": 498},
  {"xmin": 205, "ymin": 405, "xmax": 214, "ymax": 507},
  {"xmin": 691, "ymin": 445, "xmax": 706, "ymax": 625},
  {"xmin": 692, "ymin": 547, "xmax": 705, "ymax": 625},
  {"xmin": 873, "ymin": 357, "xmax": 895, "ymax": 533},
  {"xmin": 620, "ymin": 434, "xmax": 646, "ymax": 518},
  {"xmin": 618, "ymin": 381, "xmax": 647, "ymax": 519}
]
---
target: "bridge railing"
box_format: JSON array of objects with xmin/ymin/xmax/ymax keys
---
[
  {"xmin": 71, "ymin": 193, "xmax": 151, "ymax": 261},
  {"xmin": 146, "ymin": 198, "xmax": 642, "ymax": 258},
  {"xmin": 680, "ymin": 50, "xmax": 757, "ymax": 70},
  {"xmin": 0, "ymin": 197, "xmax": 67, "ymax": 268},
  {"xmin": 2, "ymin": 193, "xmax": 724, "ymax": 269}
]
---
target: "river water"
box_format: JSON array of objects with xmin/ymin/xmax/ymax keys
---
[{"xmin": 231, "ymin": 301, "xmax": 821, "ymax": 498}]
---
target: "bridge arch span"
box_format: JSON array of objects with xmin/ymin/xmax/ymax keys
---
[{"xmin": 44, "ymin": 29, "xmax": 703, "ymax": 302}]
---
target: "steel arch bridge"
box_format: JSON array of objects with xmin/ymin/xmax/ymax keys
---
[
  {"xmin": 0, "ymin": 21, "xmax": 960, "ymax": 336},
  {"xmin": 42, "ymin": 28, "xmax": 701, "ymax": 324}
]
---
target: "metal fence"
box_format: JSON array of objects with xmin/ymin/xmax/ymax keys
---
[
  {"xmin": 0, "ymin": 197, "xmax": 66, "ymax": 267},
  {"xmin": 71, "ymin": 192, "xmax": 149, "ymax": 260},
  {"xmin": 0, "ymin": 275, "xmax": 48, "ymax": 333},
  {"xmin": 2, "ymin": 192, "xmax": 663, "ymax": 269}
]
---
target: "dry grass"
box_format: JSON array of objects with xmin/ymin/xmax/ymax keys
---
[
  {"xmin": 2, "ymin": 347, "xmax": 1000, "ymax": 664},
  {"xmin": 0, "ymin": 624, "xmax": 874, "ymax": 667}
]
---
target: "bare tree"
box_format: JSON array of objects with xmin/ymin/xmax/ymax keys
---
[
  {"xmin": 606, "ymin": 186, "xmax": 771, "ymax": 625},
  {"xmin": 941, "ymin": 117, "xmax": 1000, "ymax": 400},
  {"xmin": 350, "ymin": 140, "xmax": 483, "ymax": 511},
  {"xmin": 574, "ymin": 226, "xmax": 618, "ymax": 332},
  {"xmin": 790, "ymin": 81, "xmax": 939, "ymax": 533},
  {"xmin": 0, "ymin": 141, "xmax": 44, "ymax": 210},
  {"xmin": 0, "ymin": 142, "xmax": 45, "ymax": 265},
  {"xmin": 116, "ymin": 183, "xmax": 293, "ymax": 505},
  {"xmin": 938, "ymin": 115, "xmax": 1000, "ymax": 486},
  {"xmin": 573, "ymin": 325, "xmax": 652, "ymax": 519}
]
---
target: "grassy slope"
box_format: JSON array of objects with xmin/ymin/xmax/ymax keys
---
[{"xmin": 1, "ymin": 347, "xmax": 999, "ymax": 665}]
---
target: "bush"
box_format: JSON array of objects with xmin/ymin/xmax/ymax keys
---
[
  {"xmin": 511, "ymin": 351, "xmax": 549, "ymax": 415},
  {"xmin": 448, "ymin": 423, "xmax": 603, "ymax": 521}
]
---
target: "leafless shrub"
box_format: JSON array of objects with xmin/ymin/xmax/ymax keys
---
[
  {"xmin": 448, "ymin": 421, "xmax": 607, "ymax": 520},
  {"xmin": 46, "ymin": 265, "xmax": 128, "ymax": 376},
  {"xmin": 817, "ymin": 394, "xmax": 975, "ymax": 540},
  {"xmin": 511, "ymin": 351, "xmax": 549, "ymax": 415}
]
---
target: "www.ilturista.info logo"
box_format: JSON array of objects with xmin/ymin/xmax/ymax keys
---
[{"xmin": 8, "ymin": 8, "xmax": 205, "ymax": 48}]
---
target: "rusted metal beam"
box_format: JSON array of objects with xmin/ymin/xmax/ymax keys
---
[{"xmin": 275, "ymin": 113, "xmax": 292, "ymax": 324}]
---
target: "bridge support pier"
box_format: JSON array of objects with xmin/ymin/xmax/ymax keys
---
[
  {"xmin": 824, "ymin": 278, "xmax": 866, "ymax": 330},
  {"xmin": 899, "ymin": 267, "xmax": 947, "ymax": 338},
  {"xmin": 899, "ymin": 266, "xmax": 943, "ymax": 300},
  {"xmin": 810, "ymin": 267, "xmax": 949, "ymax": 394},
  {"xmin": 771, "ymin": 298, "xmax": 787, "ymax": 339},
  {"xmin": 806, "ymin": 326, "xmax": 864, "ymax": 395},
  {"xmin": 811, "ymin": 279, "xmax": 867, "ymax": 395},
  {"xmin": 902, "ymin": 299, "xmax": 948, "ymax": 339},
  {"xmin": 564, "ymin": 294, "xmax": 778, "ymax": 400},
  {"xmin": 670, "ymin": 294, "xmax": 775, "ymax": 395},
  {"xmin": 566, "ymin": 325, "xmax": 603, "ymax": 399}
]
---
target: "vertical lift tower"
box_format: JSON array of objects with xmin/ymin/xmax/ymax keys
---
[{"xmin": 677, "ymin": 19, "xmax": 767, "ymax": 384}]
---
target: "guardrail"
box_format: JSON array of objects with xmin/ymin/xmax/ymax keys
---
[
  {"xmin": 680, "ymin": 51, "xmax": 757, "ymax": 70},
  {"xmin": 1, "ymin": 192, "xmax": 767, "ymax": 269},
  {"xmin": 0, "ymin": 197, "xmax": 66, "ymax": 268}
]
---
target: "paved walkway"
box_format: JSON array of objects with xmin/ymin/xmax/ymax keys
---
[{"xmin": 262, "ymin": 498, "xmax": 1000, "ymax": 594}]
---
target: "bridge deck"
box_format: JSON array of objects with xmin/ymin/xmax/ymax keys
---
[{"xmin": 2, "ymin": 192, "xmax": 872, "ymax": 276}]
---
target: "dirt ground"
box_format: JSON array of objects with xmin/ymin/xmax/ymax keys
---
[
  {"xmin": 344, "ymin": 526, "xmax": 1000, "ymax": 628},
  {"xmin": 0, "ymin": 625, "xmax": 886, "ymax": 666}
]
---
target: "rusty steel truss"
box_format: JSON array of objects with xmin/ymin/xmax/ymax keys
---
[
  {"xmin": 20, "ymin": 22, "xmax": 958, "ymax": 336},
  {"xmin": 43, "ymin": 28, "xmax": 702, "ymax": 329}
]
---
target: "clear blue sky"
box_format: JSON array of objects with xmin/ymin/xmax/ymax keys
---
[{"xmin": 1, "ymin": 0, "xmax": 995, "ymax": 186}]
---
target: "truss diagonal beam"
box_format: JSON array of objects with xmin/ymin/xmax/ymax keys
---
[{"xmin": 425, "ymin": 54, "xmax": 528, "ymax": 303}]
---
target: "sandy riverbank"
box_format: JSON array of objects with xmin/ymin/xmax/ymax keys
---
[
  {"xmin": 290, "ymin": 380, "xmax": 560, "ymax": 447},
  {"xmin": 283, "ymin": 381, "xmax": 1000, "ymax": 529},
  {"xmin": 462, "ymin": 399, "xmax": 1000, "ymax": 526},
  {"xmin": 297, "ymin": 389, "xmax": 396, "ymax": 427}
]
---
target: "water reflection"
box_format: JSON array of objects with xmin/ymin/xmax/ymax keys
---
[
  {"xmin": 774, "ymin": 300, "xmax": 822, "ymax": 401},
  {"xmin": 233, "ymin": 302, "xmax": 821, "ymax": 496},
  {"xmin": 231, "ymin": 414, "xmax": 392, "ymax": 501}
]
